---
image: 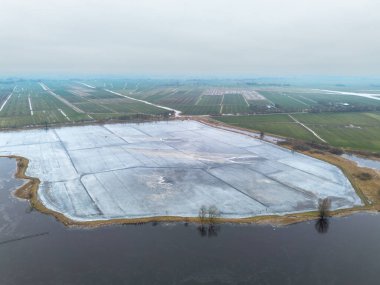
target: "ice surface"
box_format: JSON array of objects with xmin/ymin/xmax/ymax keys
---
[{"xmin": 0, "ymin": 120, "xmax": 362, "ymax": 221}]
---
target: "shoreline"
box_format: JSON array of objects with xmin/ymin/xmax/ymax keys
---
[{"xmin": 4, "ymin": 120, "xmax": 380, "ymax": 227}]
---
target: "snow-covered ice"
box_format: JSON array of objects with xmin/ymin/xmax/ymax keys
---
[{"xmin": 0, "ymin": 120, "xmax": 362, "ymax": 222}]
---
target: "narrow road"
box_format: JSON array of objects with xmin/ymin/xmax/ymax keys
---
[
  {"xmin": 39, "ymin": 82, "xmax": 86, "ymax": 114},
  {"xmin": 0, "ymin": 86, "xmax": 16, "ymax": 112},
  {"xmin": 315, "ymin": 89, "xmax": 380, "ymax": 101},
  {"xmin": 242, "ymin": 95, "xmax": 250, "ymax": 107},
  {"xmin": 288, "ymin": 114, "xmax": 327, "ymax": 143},
  {"xmin": 76, "ymin": 82, "xmax": 96, "ymax": 89},
  {"xmin": 58, "ymin": 109, "xmax": 71, "ymax": 121},
  {"xmin": 28, "ymin": 95, "xmax": 33, "ymax": 115},
  {"xmin": 105, "ymin": 89, "xmax": 182, "ymax": 117}
]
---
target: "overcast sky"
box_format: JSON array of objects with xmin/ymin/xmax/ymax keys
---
[{"xmin": 1, "ymin": 0, "xmax": 379, "ymax": 76}]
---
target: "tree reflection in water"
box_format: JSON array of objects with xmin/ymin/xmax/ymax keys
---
[
  {"xmin": 197, "ymin": 224, "xmax": 221, "ymax": 237},
  {"xmin": 315, "ymin": 217, "xmax": 329, "ymax": 234}
]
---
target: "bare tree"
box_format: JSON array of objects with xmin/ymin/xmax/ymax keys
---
[
  {"xmin": 197, "ymin": 205, "xmax": 222, "ymax": 237},
  {"xmin": 198, "ymin": 205, "xmax": 208, "ymax": 225},
  {"xmin": 318, "ymin": 198, "xmax": 331, "ymax": 219},
  {"xmin": 208, "ymin": 205, "xmax": 221, "ymax": 225}
]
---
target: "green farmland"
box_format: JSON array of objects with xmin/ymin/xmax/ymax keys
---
[
  {"xmin": 0, "ymin": 81, "xmax": 171, "ymax": 128},
  {"xmin": 293, "ymin": 112, "xmax": 380, "ymax": 151},
  {"xmin": 117, "ymin": 86, "xmax": 262, "ymax": 115},
  {"xmin": 256, "ymin": 89, "xmax": 380, "ymax": 113},
  {"xmin": 2, "ymin": 78, "xmax": 380, "ymax": 153},
  {"xmin": 215, "ymin": 112, "xmax": 380, "ymax": 152},
  {"xmin": 214, "ymin": 114, "xmax": 315, "ymax": 141}
]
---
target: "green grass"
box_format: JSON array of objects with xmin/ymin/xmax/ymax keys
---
[
  {"xmin": 293, "ymin": 112, "xmax": 380, "ymax": 151},
  {"xmin": 215, "ymin": 112, "xmax": 380, "ymax": 152},
  {"xmin": 258, "ymin": 91, "xmax": 307, "ymax": 111},
  {"xmin": 53, "ymin": 89, "xmax": 86, "ymax": 103},
  {"xmin": 0, "ymin": 92, "xmax": 30, "ymax": 117},
  {"xmin": 197, "ymin": 95, "xmax": 222, "ymax": 105},
  {"xmin": 174, "ymin": 105, "xmax": 221, "ymax": 115},
  {"xmin": 0, "ymin": 88, "xmax": 12, "ymax": 104},
  {"xmin": 214, "ymin": 114, "xmax": 315, "ymax": 141},
  {"xmin": 300, "ymin": 92, "xmax": 380, "ymax": 107},
  {"xmin": 85, "ymin": 89, "xmax": 121, "ymax": 99},
  {"xmin": 222, "ymin": 94, "xmax": 247, "ymax": 105},
  {"xmin": 222, "ymin": 104, "xmax": 249, "ymax": 114},
  {"xmin": 4, "ymin": 80, "xmax": 380, "ymax": 148},
  {"xmin": 0, "ymin": 80, "xmax": 173, "ymax": 128},
  {"xmin": 74, "ymin": 102, "xmax": 114, "ymax": 113},
  {"xmin": 0, "ymin": 83, "xmax": 91, "ymax": 127},
  {"xmin": 293, "ymin": 112, "xmax": 380, "ymax": 125},
  {"xmin": 257, "ymin": 90, "xmax": 380, "ymax": 112},
  {"xmin": 103, "ymin": 102, "xmax": 168, "ymax": 115},
  {"xmin": 159, "ymin": 90, "xmax": 200, "ymax": 105}
]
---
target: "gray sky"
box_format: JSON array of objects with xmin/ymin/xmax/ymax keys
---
[{"xmin": 1, "ymin": 0, "xmax": 379, "ymax": 76}]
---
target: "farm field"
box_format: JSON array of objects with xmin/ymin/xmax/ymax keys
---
[
  {"xmin": 0, "ymin": 83, "xmax": 91, "ymax": 128},
  {"xmin": 118, "ymin": 86, "xmax": 266, "ymax": 115},
  {"xmin": 2, "ymin": 79, "xmax": 380, "ymax": 137},
  {"xmin": 116, "ymin": 82, "xmax": 380, "ymax": 115},
  {"xmin": 214, "ymin": 114, "xmax": 315, "ymax": 141},
  {"xmin": 256, "ymin": 89, "xmax": 380, "ymax": 113},
  {"xmin": 215, "ymin": 112, "xmax": 380, "ymax": 152},
  {"xmin": 293, "ymin": 112, "xmax": 380, "ymax": 151},
  {"xmin": 22, "ymin": 79, "xmax": 380, "ymax": 118},
  {"xmin": 0, "ymin": 81, "xmax": 172, "ymax": 128},
  {"xmin": 0, "ymin": 120, "xmax": 361, "ymax": 223}
]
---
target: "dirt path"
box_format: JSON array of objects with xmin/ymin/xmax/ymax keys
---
[
  {"xmin": 242, "ymin": 95, "xmax": 250, "ymax": 106},
  {"xmin": 76, "ymin": 82, "xmax": 96, "ymax": 89},
  {"xmin": 28, "ymin": 95, "xmax": 33, "ymax": 115},
  {"xmin": 58, "ymin": 109, "xmax": 71, "ymax": 121},
  {"xmin": 105, "ymin": 89, "xmax": 182, "ymax": 117},
  {"xmin": 288, "ymin": 114, "xmax": 327, "ymax": 143},
  {"xmin": 0, "ymin": 86, "xmax": 16, "ymax": 112}
]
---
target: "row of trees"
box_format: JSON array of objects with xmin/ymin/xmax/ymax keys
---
[
  {"xmin": 197, "ymin": 199, "xmax": 330, "ymax": 223},
  {"xmin": 198, "ymin": 205, "xmax": 221, "ymax": 225},
  {"xmin": 197, "ymin": 199, "xmax": 331, "ymax": 235},
  {"xmin": 198, "ymin": 205, "xmax": 221, "ymax": 237}
]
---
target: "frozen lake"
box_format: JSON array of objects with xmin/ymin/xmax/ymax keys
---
[{"xmin": 0, "ymin": 120, "xmax": 361, "ymax": 222}]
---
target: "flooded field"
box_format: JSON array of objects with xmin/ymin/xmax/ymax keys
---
[
  {"xmin": 342, "ymin": 154, "xmax": 380, "ymax": 171},
  {"xmin": 0, "ymin": 120, "xmax": 361, "ymax": 223},
  {"xmin": 1, "ymin": 157, "xmax": 380, "ymax": 285}
]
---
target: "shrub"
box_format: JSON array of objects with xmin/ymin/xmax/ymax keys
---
[
  {"xmin": 329, "ymin": 148, "xmax": 344, "ymax": 155},
  {"xmin": 355, "ymin": 172, "xmax": 373, "ymax": 181},
  {"xmin": 292, "ymin": 144, "xmax": 311, "ymax": 151}
]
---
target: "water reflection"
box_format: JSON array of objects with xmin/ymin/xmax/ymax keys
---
[
  {"xmin": 4, "ymin": 157, "xmax": 380, "ymax": 284},
  {"xmin": 197, "ymin": 224, "xmax": 221, "ymax": 237},
  {"xmin": 315, "ymin": 218, "xmax": 330, "ymax": 234}
]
